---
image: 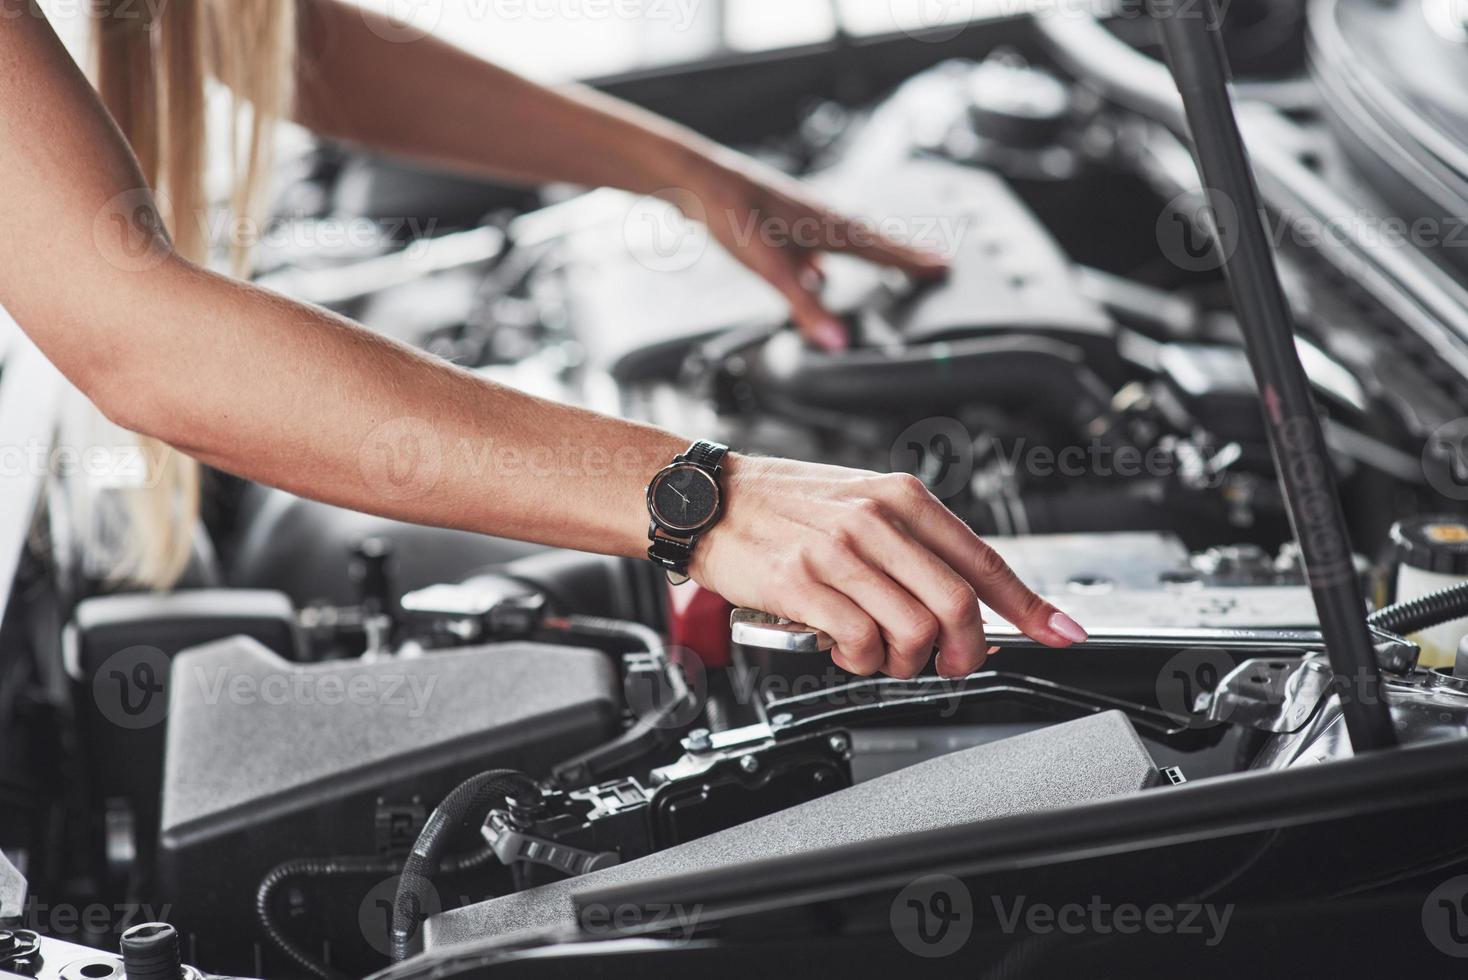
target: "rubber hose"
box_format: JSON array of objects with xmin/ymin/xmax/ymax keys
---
[
  {"xmin": 390, "ymin": 769, "xmax": 538, "ymax": 962},
  {"xmin": 1367, "ymin": 581, "xmax": 1468, "ymax": 637}
]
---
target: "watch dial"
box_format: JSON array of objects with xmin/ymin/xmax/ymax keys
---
[{"xmin": 652, "ymin": 466, "xmax": 718, "ymax": 531}]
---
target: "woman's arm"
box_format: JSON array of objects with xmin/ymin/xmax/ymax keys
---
[
  {"xmin": 0, "ymin": 10, "xmax": 1086, "ymax": 677},
  {"xmin": 292, "ymin": 0, "xmax": 948, "ymax": 351}
]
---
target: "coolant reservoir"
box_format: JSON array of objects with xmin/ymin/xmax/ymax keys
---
[{"xmin": 1391, "ymin": 516, "xmax": 1468, "ymax": 668}]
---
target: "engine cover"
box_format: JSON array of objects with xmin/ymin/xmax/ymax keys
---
[{"xmin": 156, "ymin": 637, "xmax": 621, "ymax": 975}]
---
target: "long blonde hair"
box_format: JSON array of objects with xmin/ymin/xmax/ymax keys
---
[{"xmin": 85, "ymin": 0, "xmax": 296, "ymax": 588}]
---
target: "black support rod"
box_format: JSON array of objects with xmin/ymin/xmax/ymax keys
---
[{"xmin": 1148, "ymin": 0, "xmax": 1395, "ymax": 750}]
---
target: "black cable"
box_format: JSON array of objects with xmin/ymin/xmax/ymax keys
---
[
  {"xmin": 390, "ymin": 769, "xmax": 538, "ymax": 962},
  {"xmin": 1367, "ymin": 581, "xmax": 1468, "ymax": 638},
  {"xmin": 256, "ymin": 854, "xmax": 398, "ymax": 980},
  {"xmin": 255, "ymin": 847, "xmax": 507, "ymax": 980},
  {"xmin": 255, "ymin": 769, "xmax": 535, "ymax": 978}
]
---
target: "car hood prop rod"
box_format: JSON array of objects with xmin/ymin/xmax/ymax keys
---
[{"xmin": 1147, "ymin": 0, "xmax": 1395, "ymax": 750}]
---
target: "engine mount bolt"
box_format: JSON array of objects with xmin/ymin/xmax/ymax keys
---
[
  {"xmin": 828, "ymin": 733, "xmax": 850, "ymax": 756},
  {"xmin": 739, "ymin": 754, "xmax": 760, "ymax": 773},
  {"xmin": 686, "ymin": 728, "xmax": 712, "ymax": 752}
]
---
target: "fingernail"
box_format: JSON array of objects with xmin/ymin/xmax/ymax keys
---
[
  {"xmin": 987, "ymin": 645, "xmax": 1001, "ymax": 656},
  {"xmin": 810, "ymin": 318, "xmax": 848, "ymax": 352},
  {"xmin": 1047, "ymin": 611, "xmax": 1089, "ymax": 644}
]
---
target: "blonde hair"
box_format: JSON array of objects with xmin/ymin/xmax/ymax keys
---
[{"xmin": 85, "ymin": 0, "xmax": 297, "ymax": 588}]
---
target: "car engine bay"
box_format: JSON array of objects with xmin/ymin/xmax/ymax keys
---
[{"xmin": 8, "ymin": 1, "xmax": 1468, "ymax": 977}]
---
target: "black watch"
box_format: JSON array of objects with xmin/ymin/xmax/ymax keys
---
[{"xmin": 646, "ymin": 440, "xmax": 729, "ymax": 585}]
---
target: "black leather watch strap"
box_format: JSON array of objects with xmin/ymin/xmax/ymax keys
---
[
  {"xmin": 683, "ymin": 440, "xmax": 728, "ymax": 470},
  {"xmin": 647, "ymin": 531, "xmax": 695, "ymax": 582}
]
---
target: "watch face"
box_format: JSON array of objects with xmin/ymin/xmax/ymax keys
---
[{"xmin": 649, "ymin": 464, "xmax": 720, "ymax": 532}]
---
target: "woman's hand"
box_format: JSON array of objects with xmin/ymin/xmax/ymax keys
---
[
  {"xmin": 678, "ymin": 156, "xmax": 951, "ymax": 352},
  {"xmin": 690, "ymin": 455, "xmax": 1089, "ymax": 678}
]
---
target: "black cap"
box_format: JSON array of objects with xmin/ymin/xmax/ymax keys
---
[
  {"xmin": 1391, "ymin": 515, "xmax": 1468, "ymax": 575},
  {"xmin": 120, "ymin": 923, "xmax": 182, "ymax": 980}
]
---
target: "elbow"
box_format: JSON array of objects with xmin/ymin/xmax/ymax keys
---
[
  {"xmin": 89, "ymin": 364, "xmax": 167, "ymax": 441},
  {"xmin": 80, "ymin": 335, "xmax": 177, "ymax": 444}
]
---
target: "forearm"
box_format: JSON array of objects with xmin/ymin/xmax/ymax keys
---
[
  {"xmin": 295, "ymin": 0, "xmax": 729, "ymax": 193},
  {"xmin": 110, "ymin": 256, "xmax": 685, "ymax": 557}
]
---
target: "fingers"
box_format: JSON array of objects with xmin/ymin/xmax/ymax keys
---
[
  {"xmin": 848, "ymin": 511, "xmax": 991, "ymax": 677},
  {"xmin": 783, "ymin": 581, "xmax": 885, "ymax": 675},
  {"xmin": 764, "ymin": 254, "xmax": 848, "ymax": 352},
  {"xmin": 877, "ymin": 474, "xmax": 1088, "ymax": 649},
  {"xmin": 824, "ymin": 213, "xmax": 951, "ymax": 280},
  {"xmin": 819, "ymin": 541, "xmax": 940, "ymax": 678}
]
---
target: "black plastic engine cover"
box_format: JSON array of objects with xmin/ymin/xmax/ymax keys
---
[
  {"xmin": 155, "ymin": 637, "xmax": 620, "ymax": 976},
  {"xmin": 425, "ymin": 710, "xmax": 1158, "ymax": 954}
]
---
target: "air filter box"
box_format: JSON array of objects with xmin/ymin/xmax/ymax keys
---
[{"xmin": 156, "ymin": 636, "xmax": 620, "ymax": 976}]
